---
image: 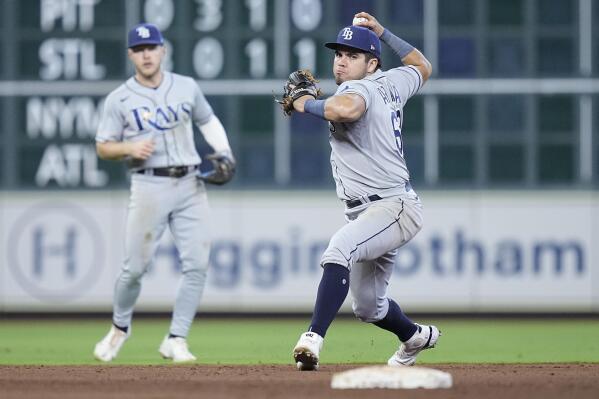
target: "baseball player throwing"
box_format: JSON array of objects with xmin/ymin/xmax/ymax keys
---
[
  {"xmin": 278, "ymin": 12, "xmax": 440, "ymax": 370},
  {"xmin": 93, "ymin": 23, "xmax": 235, "ymax": 363}
]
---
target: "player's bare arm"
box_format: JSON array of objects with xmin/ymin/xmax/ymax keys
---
[
  {"xmin": 293, "ymin": 93, "xmax": 365, "ymax": 122},
  {"xmin": 96, "ymin": 139, "xmax": 155, "ymax": 161},
  {"xmin": 292, "ymin": 46, "xmax": 373, "ymax": 120}
]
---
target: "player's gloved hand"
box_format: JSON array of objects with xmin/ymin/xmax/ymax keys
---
[
  {"xmin": 197, "ymin": 151, "xmax": 236, "ymax": 185},
  {"xmin": 275, "ymin": 69, "xmax": 322, "ymax": 116}
]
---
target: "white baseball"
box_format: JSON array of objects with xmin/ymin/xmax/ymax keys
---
[{"xmin": 352, "ymin": 17, "xmax": 367, "ymax": 26}]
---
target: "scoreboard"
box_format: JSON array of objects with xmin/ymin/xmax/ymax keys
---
[{"xmin": 0, "ymin": 0, "xmax": 424, "ymax": 189}]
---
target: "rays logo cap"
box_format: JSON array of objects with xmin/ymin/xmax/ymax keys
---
[
  {"xmin": 325, "ymin": 25, "xmax": 381, "ymax": 59},
  {"xmin": 127, "ymin": 23, "xmax": 164, "ymax": 48}
]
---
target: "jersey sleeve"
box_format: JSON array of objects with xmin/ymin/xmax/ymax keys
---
[
  {"xmin": 192, "ymin": 80, "xmax": 214, "ymax": 125},
  {"xmin": 335, "ymin": 80, "xmax": 372, "ymax": 110},
  {"xmin": 388, "ymin": 65, "xmax": 423, "ymax": 103},
  {"xmin": 96, "ymin": 93, "xmax": 124, "ymax": 143}
]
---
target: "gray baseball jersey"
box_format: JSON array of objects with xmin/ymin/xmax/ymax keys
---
[
  {"xmin": 96, "ymin": 71, "xmax": 213, "ymax": 169},
  {"xmin": 328, "ymin": 66, "xmax": 422, "ymax": 201}
]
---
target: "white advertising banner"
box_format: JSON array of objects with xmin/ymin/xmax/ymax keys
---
[{"xmin": 1, "ymin": 190, "xmax": 597, "ymax": 313}]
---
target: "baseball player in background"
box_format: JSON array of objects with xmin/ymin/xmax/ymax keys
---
[
  {"xmin": 278, "ymin": 12, "xmax": 440, "ymax": 371},
  {"xmin": 93, "ymin": 23, "xmax": 235, "ymax": 363}
]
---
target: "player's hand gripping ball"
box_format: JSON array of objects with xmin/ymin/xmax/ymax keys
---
[
  {"xmin": 352, "ymin": 16, "xmax": 367, "ymax": 25},
  {"xmin": 197, "ymin": 152, "xmax": 236, "ymax": 185},
  {"xmin": 275, "ymin": 69, "xmax": 322, "ymax": 115}
]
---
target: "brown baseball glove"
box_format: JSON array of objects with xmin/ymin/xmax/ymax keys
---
[{"xmin": 275, "ymin": 69, "xmax": 322, "ymax": 115}]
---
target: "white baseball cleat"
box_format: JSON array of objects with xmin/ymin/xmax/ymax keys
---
[
  {"xmin": 159, "ymin": 336, "xmax": 197, "ymax": 363},
  {"xmin": 94, "ymin": 325, "xmax": 130, "ymax": 362},
  {"xmin": 387, "ymin": 324, "xmax": 441, "ymax": 366},
  {"xmin": 293, "ymin": 331, "xmax": 324, "ymax": 371}
]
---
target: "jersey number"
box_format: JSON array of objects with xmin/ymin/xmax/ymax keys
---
[{"xmin": 391, "ymin": 110, "xmax": 404, "ymax": 157}]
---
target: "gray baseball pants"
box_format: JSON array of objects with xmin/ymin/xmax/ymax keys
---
[
  {"xmin": 112, "ymin": 173, "xmax": 211, "ymax": 337},
  {"xmin": 320, "ymin": 190, "xmax": 423, "ymax": 323}
]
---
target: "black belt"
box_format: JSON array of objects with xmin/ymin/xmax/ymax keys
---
[
  {"xmin": 345, "ymin": 194, "xmax": 382, "ymax": 209},
  {"xmin": 136, "ymin": 165, "xmax": 198, "ymax": 178},
  {"xmin": 344, "ymin": 182, "xmax": 413, "ymax": 209}
]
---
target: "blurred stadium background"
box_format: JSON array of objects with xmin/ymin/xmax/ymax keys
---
[{"xmin": 0, "ymin": 0, "xmax": 597, "ymax": 315}]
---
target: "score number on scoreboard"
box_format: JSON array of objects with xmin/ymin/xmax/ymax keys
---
[{"xmin": 145, "ymin": 0, "xmax": 325, "ymax": 79}]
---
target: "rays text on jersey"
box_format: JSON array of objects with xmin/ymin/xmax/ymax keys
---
[{"xmin": 131, "ymin": 103, "xmax": 192, "ymax": 131}]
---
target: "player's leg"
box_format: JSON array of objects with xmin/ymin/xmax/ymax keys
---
[
  {"xmin": 113, "ymin": 175, "xmax": 171, "ymax": 328},
  {"xmin": 293, "ymin": 198, "xmax": 411, "ymax": 370},
  {"xmin": 349, "ymin": 253, "xmax": 420, "ymax": 342},
  {"xmin": 350, "ymin": 251, "xmax": 440, "ymax": 366},
  {"xmin": 348, "ymin": 195, "xmax": 440, "ymax": 365},
  {"xmin": 350, "ymin": 250, "xmax": 417, "ymax": 341},
  {"xmin": 295, "ymin": 194, "xmax": 430, "ymax": 365},
  {"xmin": 160, "ymin": 176, "xmax": 210, "ymax": 362},
  {"xmin": 306, "ymin": 262, "xmax": 350, "ymax": 337},
  {"xmin": 293, "ymin": 195, "xmax": 424, "ymax": 369},
  {"xmin": 306, "ymin": 197, "xmax": 419, "ymax": 332},
  {"xmin": 322, "ymin": 195, "xmax": 422, "ymax": 319},
  {"xmin": 293, "ymin": 261, "xmax": 349, "ymax": 370},
  {"xmin": 95, "ymin": 175, "xmax": 171, "ymax": 362}
]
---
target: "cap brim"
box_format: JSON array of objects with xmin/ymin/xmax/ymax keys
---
[
  {"xmin": 324, "ymin": 42, "xmax": 363, "ymax": 52},
  {"xmin": 128, "ymin": 40, "xmax": 163, "ymax": 48},
  {"xmin": 325, "ymin": 42, "xmax": 381, "ymax": 60}
]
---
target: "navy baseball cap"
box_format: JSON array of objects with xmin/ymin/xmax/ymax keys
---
[
  {"xmin": 325, "ymin": 25, "xmax": 381, "ymax": 59},
  {"xmin": 127, "ymin": 23, "xmax": 164, "ymax": 48}
]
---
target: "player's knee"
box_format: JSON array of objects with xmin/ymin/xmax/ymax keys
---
[
  {"xmin": 405, "ymin": 206, "xmax": 424, "ymax": 235},
  {"xmin": 120, "ymin": 267, "xmax": 146, "ymax": 283},
  {"xmin": 180, "ymin": 247, "xmax": 211, "ymax": 273},
  {"xmin": 182, "ymin": 267, "xmax": 207, "ymax": 282},
  {"xmin": 122, "ymin": 257, "xmax": 153, "ymax": 281},
  {"xmin": 413, "ymin": 214, "xmax": 424, "ymax": 234},
  {"xmin": 353, "ymin": 305, "xmax": 379, "ymax": 323},
  {"xmin": 352, "ymin": 298, "xmax": 380, "ymax": 323},
  {"xmin": 352, "ymin": 294, "xmax": 389, "ymax": 323},
  {"xmin": 321, "ymin": 236, "xmax": 355, "ymax": 269}
]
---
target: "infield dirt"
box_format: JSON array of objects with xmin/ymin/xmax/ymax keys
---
[{"xmin": 1, "ymin": 364, "xmax": 598, "ymax": 399}]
